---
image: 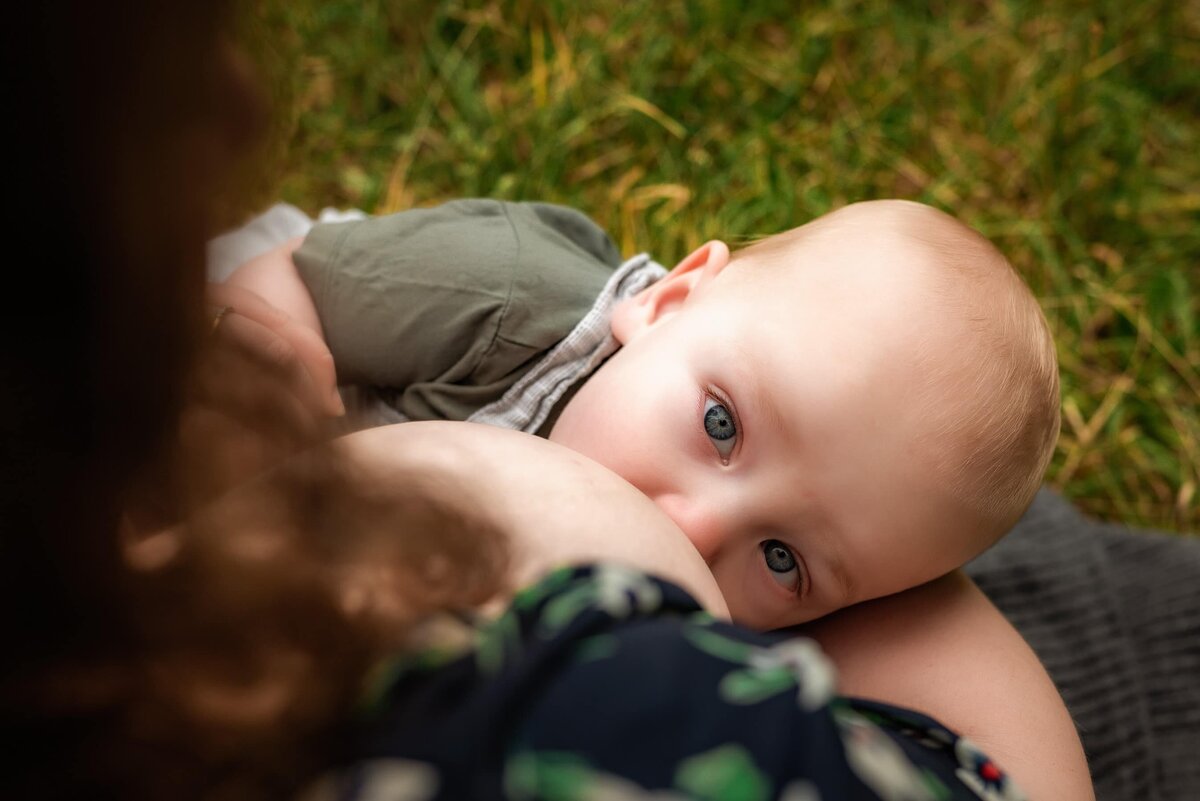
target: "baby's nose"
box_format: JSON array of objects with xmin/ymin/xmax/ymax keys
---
[{"xmin": 650, "ymin": 492, "xmax": 728, "ymax": 565}]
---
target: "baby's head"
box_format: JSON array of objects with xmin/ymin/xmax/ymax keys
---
[{"xmin": 549, "ymin": 200, "xmax": 1059, "ymax": 629}]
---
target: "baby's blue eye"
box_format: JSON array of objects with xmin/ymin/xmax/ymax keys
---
[
  {"xmin": 762, "ymin": 540, "xmax": 802, "ymax": 593},
  {"xmin": 703, "ymin": 397, "xmax": 737, "ymax": 460}
]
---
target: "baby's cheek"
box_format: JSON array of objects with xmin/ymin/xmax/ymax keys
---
[
  {"xmin": 722, "ymin": 579, "xmax": 835, "ymax": 631},
  {"xmin": 779, "ymin": 603, "xmax": 835, "ymax": 629},
  {"xmin": 546, "ymin": 404, "xmax": 611, "ymax": 466}
]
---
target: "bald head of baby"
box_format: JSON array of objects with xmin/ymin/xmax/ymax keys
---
[{"xmin": 728, "ymin": 201, "xmax": 1060, "ymax": 549}]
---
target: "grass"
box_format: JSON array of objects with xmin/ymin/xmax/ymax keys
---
[{"xmin": 238, "ymin": 0, "xmax": 1198, "ymax": 533}]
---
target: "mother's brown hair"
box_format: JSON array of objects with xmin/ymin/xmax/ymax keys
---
[{"xmin": 0, "ymin": 4, "xmax": 504, "ymax": 797}]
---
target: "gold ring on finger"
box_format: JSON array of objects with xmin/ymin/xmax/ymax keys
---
[{"xmin": 210, "ymin": 305, "xmax": 233, "ymax": 334}]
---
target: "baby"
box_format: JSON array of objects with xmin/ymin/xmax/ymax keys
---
[{"xmin": 229, "ymin": 199, "xmax": 1060, "ymax": 630}]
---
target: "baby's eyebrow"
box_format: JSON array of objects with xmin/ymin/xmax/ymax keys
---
[
  {"xmin": 750, "ymin": 381, "xmax": 791, "ymax": 444},
  {"xmin": 730, "ymin": 342, "xmax": 794, "ymax": 446}
]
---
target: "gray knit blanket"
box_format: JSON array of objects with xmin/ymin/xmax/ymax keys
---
[{"xmin": 966, "ymin": 490, "xmax": 1200, "ymax": 801}]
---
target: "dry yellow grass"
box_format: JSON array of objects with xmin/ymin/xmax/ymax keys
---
[{"xmin": 236, "ymin": 0, "xmax": 1198, "ymax": 533}]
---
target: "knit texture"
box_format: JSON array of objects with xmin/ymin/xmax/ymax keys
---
[{"xmin": 967, "ymin": 490, "xmax": 1200, "ymax": 801}]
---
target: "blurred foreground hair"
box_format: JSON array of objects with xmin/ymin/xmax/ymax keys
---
[{"xmin": 0, "ymin": 2, "xmax": 506, "ymax": 797}]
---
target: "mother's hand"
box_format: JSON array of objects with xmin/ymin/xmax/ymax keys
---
[
  {"xmin": 132, "ymin": 284, "xmax": 345, "ymax": 526},
  {"xmin": 195, "ymin": 281, "xmax": 343, "ymax": 461},
  {"xmin": 206, "ymin": 281, "xmax": 343, "ymax": 420}
]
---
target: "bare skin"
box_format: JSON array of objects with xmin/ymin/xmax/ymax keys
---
[
  {"xmin": 338, "ymin": 421, "xmax": 730, "ymax": 619},
  {"xmin": 339, "ymin": 422, "xmax": 1091, "ymax": 800},
  {"xmin": 226, "ymin": 203, "xmax": 1050, "ymax": 631},
  {"xmin": 225, "ymin": 226, "xmax": 1092, "ymax": 797},
  {"xmin": 172, "ymin": 420, "xmax": 1090, "ymax": 798},
  {"xmin": 801, "ymin": 571, "xmax": 1095, "ymax": 801}
]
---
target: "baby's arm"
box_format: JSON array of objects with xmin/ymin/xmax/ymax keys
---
[
  {"xmin": 801, "ymin": 570, "xmax": 1094, "ymax": 800},
  {"xmin": 225, "ymin": 236, "xmax": 324, "ymax": 341}
]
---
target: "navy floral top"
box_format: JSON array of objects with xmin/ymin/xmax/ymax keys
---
[{"xmin": 303, "ymin": 565, "xmax": 1025, "ymax": 801}]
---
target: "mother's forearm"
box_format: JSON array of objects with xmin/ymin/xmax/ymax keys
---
[{"xmin": 798, "ymin": 570, "xmax": 1094, "ymax": 801}]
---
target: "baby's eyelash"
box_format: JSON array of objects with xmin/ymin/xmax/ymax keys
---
[
  {"xmin": 792, "ymin": 550, "xmax": 813, "ymax": 601},
  {"xmin": 703, "ymin": 385, "xmax": 741, "ymax": 431},
  {"xmin": 794, "ymin": 554, "xmax": 812, "ymax": 600},
  {"xmin": 701, "ymin": 386, "xmax": 742, "ymax": 462}
]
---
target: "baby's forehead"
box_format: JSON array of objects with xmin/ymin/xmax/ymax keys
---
[
  {"xmin": 706, "ymin": 259, "xmax": 997, "ymax": 447},
  {"xmin": 730, "ymin": 224, "xmax": 945, "ymax": 292},
  {"xmin": 719, "ymin": 225, "xmax": 1014, "ymax": 365},
  {"xmin": 715, "ymin": 247, "xmax": 950, "ymax": 350},
  {"xmin": 730, "ymin": 202, "xmax": 998, "ymax": 283}
]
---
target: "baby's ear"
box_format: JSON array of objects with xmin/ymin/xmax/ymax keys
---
[{"xmin": 611, "ymin": 241, "xmax": 731, "ymax": 344}]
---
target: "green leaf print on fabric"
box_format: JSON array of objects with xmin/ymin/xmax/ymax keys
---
[
  {"xmin": 592, "ymin": 564, "xmax": 663, "ymax": 616},
  {"xmin": 745, "ymin": 640, "xmax": 835, "ymax": 712},
  {"xmin": 513, "ymin": 566, "xmax": 577, "ymax": 612},
  {"xmin": 356, "ymin": 658, "xmax": 410, "ymax": 718},
  {"xmin": 833, "ymin": 706, "xmax": 939, "ymax": 801},
  {"xmin": 719, "ymin": 665, "xmax": 799, "ymax": 705},
  {"xmin": 920, "ymin": 769, "xmax": 953, "ymax": 801},
  {"xmin": 505, "ymin": 751, "xmax": 597, "ymax": 801},
  {"xmin": 478, "ymin": 565, "xmax": 667, "ymax": 676},
  {"xmin": 673, "ymin": 744, "xmax": 772, "ymax": 801},
  {"xmin": 540, "ymin": 584, "xmax": 601, "ymax": 638},
  {"xmin": 477, "ymin": 606, "xmax": 521, "ymax": 675},
  {"xmin": 504, "ymin": 750, "xmax": 687, "ymax": 801},
  {"xmin": 684, "ymin": 628, "xmax": 835, "ymax": 711},
  {"xmin": 573, "ymin": 633, "xmax": 620, "ymax": 664},
  {"xmin": 538, "ymin": 564, "xmax": 664, "ymax": 639},
  {"xmin": 682, "ymin": 626, "xmax": 756, "ymax": 664},
  {"xmin": 356, "ymin": 640, "xmax": 469, "ymax": 717}
]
